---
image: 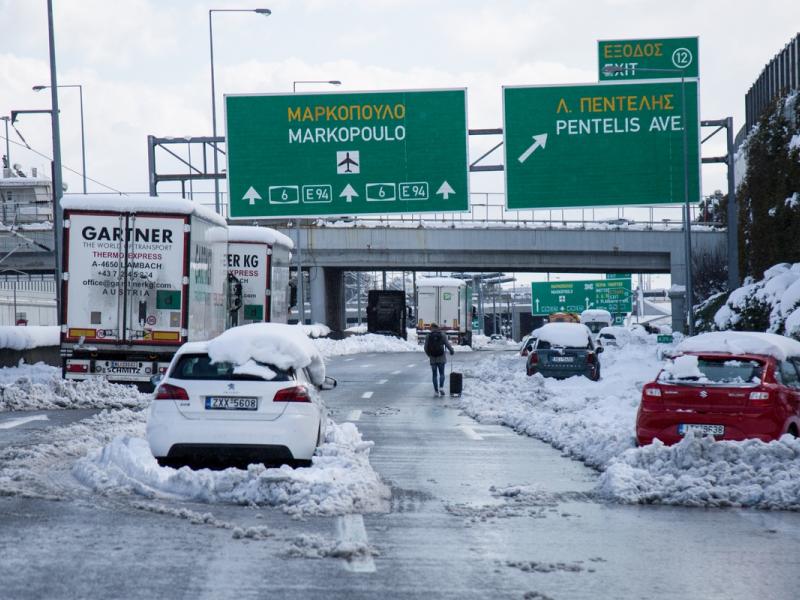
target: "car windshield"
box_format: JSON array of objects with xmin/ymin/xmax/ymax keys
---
[
  {"xmin": 659, "ymin": 356, "xmax": 763, "ymax": 385},
  {"xmin": 171, "ymin": 354, "xmax": 292, "ymax": 381}
]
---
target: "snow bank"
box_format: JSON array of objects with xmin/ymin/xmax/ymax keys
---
[
  {"xmin": 0, "ymin": 364, "xmax": 149, "ymax": 412},
  {"xmin": 0, "ymin": 325, "xmax": 59, "ymax": 350},
  {"xmin": 299, "ymin": 323, "xmax": 331, "ymax": 339},
  {"xmin": 535, "ymin": 323, "xmax": 592, "ymax": 348},
  {"xmin": 677, "ymin": 331, "xmax": 800, "ymax": 361},
  {"xmin": 208, "ymin": 323, "xmax": 325, "ymax": 386},
  {"xmin": 598, "ymin": 434, "xmax": 800, "ymax": 510},
  {"xmin": 72, "ymin": 421, "xmax": 390, "ymax": 517},
  {"xmin": 314, "ymin": 333, "xmax": 420, "ymax": 358}
]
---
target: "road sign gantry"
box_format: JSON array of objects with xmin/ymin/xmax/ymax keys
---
[{"xmin": 225, "ymin": 89, "xmax": 469, "ymax": 219}]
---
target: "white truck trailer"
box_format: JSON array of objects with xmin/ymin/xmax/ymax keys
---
[
  {"xmin": 416, "ymin": 277, "xmax": 472, "ymax": 346},
  {"xmin": 207, "ymin": 225, "xmax": 294, "ymax": 325},
  {"xmin": 60, "ymin": 195, "xmax": 229, "ymax": 388}
]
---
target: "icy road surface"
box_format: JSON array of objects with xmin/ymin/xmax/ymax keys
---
[{"xmin": 0, "ymin": 345, "xmax": 799, "ymax": 599}]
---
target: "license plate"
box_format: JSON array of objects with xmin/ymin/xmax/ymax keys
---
[
  {"xmin": 96, "ymin": 360, "xmax": 148, "ymax": 375},
  {"xmin": 205, "ymin": 396, "xmax": 259, "ymax": 411},
  {"xmin": 111, "ymin": 361, "xmax": 140, "ymax": 368},
  {"xmin": 678, "ymin": 423, "xmax": 724, "ymax": 436},
  {"xmin": 551, "ymin": 356, "xmax": 574, "ymax": 363}
]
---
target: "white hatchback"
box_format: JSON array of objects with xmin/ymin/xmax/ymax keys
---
[{"xmin": 147, "ymin": 334, "xmax": 334, "ymax": 468}]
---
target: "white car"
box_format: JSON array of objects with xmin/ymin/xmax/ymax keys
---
[{"xmin": 146, "ymin": 324, "xmax": 335, "ymax": 469}]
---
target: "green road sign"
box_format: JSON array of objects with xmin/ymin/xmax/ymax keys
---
[
  {"xmin": 531, "ymin": 279, "xmax": 633, "ymax": 315},
  {"xmin": 657, "ymin": 334, "xmax": 674, "ymax": 344},
  {"xmin": 606, "ymin": 273, "xmax": 631, "ymax": 280},
  {"xmin": 598, "ymin": 37, "xmax": 699, "ymax": 81},
  {"xmin": 225, "ymin": 89, "xmax": 469, "ymax": 219},
  {"xmin": 503, "ymin": 81, "xmax": 700, "ymax": 210}
]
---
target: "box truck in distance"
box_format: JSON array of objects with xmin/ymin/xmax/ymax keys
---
[
  {"xmin": 60, "ymin": 195, "xmax": 228, "ymax": 389},
  {"xmin": 416, "ymin": 277, "xmax": 472, "ymax": 346},
  {"xmin": 367, "ymin": 289, "xmax": 407, "ymax": 339}
]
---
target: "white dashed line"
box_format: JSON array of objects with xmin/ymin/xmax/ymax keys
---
[
  {"xmin": 391, "ymin": 370, "xmax": 402, "ymax": 375},
  {"xmin": 360, "ymin": 364, "xmax": 373, "ymax": 368},
  {"xmin": 0, "ymin": 414, "xmax": 49, "ymax": 430},
  {"xmin": 458, "ymin": 425, "xmax": 484, "ymax": 441},
  {"xmin": 344, "ymin": 358, "xmax": 355, "ymax": 362},
  {"xmin": 336, "ymin": 514, "xmax": 376, "ymax": 573},
  {"xmin": 361, "ymin": 391, "xmax": 374, "ymax": 399},
  {"xmin": 346, "ymin": 409, "xmax": 362, "ymax": 421},
  {"xmin": 378, "ymin": 379, "xmax": 388, "ymax": 385},
  {"xmin": 406, "ymin": 364, "xmax": 415, "ymax": 368}
]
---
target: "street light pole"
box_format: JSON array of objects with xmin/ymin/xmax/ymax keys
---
[
  {"xmin": 209, "ymin": 8, "xmax": 271, "ymax": 214},
  {"xmin": 291, "ymin": 79, "xmax": 341, "ymax": 325},
  {"xmin": 46, "ymin": 0, "xmax": 64, "ymax": 326},
  {"xmin": 33, "ymin": 84, "xmax": 86, "ymax": 194}
]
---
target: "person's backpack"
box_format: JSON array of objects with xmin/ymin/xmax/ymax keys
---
[{"xmin": 426, "ymin": 331, "xmax": 446, "ymax": 357}]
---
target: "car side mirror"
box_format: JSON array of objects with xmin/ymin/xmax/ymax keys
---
[
  {"xmin": 150, "ymin": 373, "xmax": 164, "ymax": 386},
  {"xmin": 320, "ymin": 376, "xmax": 337, "ymax": 391},
  {"xmin": 596, "ymin": 346, "xmax": 604, "ymax": 354}
]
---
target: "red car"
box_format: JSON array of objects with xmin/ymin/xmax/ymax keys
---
[{"xmin": 637, "ymin": 337, "xmax": 800, "ymax": 446}]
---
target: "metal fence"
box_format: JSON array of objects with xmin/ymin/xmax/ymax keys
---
[{"xmin": 745, "ymin": 33, "xmax": 800, "ymax": 132}]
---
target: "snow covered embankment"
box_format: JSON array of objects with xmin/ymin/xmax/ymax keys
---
[
  {"xmin": 314, "ymin": 333, "xmax": 421, "ymax": 358},
  {"xmin": 0, "ymin": 325, "xmax": 59, "ymax": 350},
  {"xmin": 460, "ymin": 341, "xmax": 800, "ymax": 510},
  {"xmin": 72, "ymin": 420, "xmax": 390, "ymax": 517},
  {"xmin": 0, "ymin": 364, "xmax": 149, "ymax": 412}
]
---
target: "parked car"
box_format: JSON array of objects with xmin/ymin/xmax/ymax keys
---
[
  {"xmin": 597, "ymin": 326, "xmax": 633, "ymax": 347},
  {"xmin": 636, "ymin": 331, "xmax": 800, "ymax": 446},
  {"xmin": 146, "ymin": 323, "xmax": 336, "ymax": 468},
  {"xmin": 526, "ymin": 323, "xmax": 603, "ymax": 381}
]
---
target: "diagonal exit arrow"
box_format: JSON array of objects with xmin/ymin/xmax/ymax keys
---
[
  {"xmin": 517, "ymin": 133, "xmax": 548, "ymax": 163},
  {"xmin": 242, "ymin": 186, "xmax": 262, "ymax": 205}
]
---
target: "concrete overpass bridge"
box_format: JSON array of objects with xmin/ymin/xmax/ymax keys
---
[{"xmin": 1, "ymin": 223, "xmax": 726, "ymax": 333}]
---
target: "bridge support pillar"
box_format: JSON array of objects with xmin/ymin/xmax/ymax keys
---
[
  {"xmin": 310, "ymin": 267, "xmax": 345, "ymax": 334},
  {"xmin": 310, "ymin": 267, "xmax": 326, "ymax": 325},
  {"xmin": 670, "ymin": 256, "xmax": 687, "ymax": 334}
]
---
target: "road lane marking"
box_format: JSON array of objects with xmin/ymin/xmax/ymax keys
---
[
  {"xmin": 406, "ymin": 364, "xmax": 415, "ymax": 368},
  {"xmin": 360, "ymin": 364, "xmax": 373, "ymax": 368},
  {"xmin": 344, "ymin": 358, "xmax": 355, "ymax": 362},
  {"xmin": 361, "ymin": 391, "xmax": 374, "ymax": 399},
  {"xmin": 458, "ymin": 425, "xmax": 484, "ymax": 441},
  {"xmin": 378, "ymin": 379, "xmax": 388, "ymax": 385},
  {"xmin": 391, "ymin": 370, "xmax": 402, "ymax": 375},
  {"xmin": 346, "ymin": 409, "xmax": 362, "ymax": 421},
  {"xmin": 336, "ymin": 514, "xmax": 376, "ymax": 573},
  {"xmin": 0, "ymin": 415, "xmax": 49, "ymax": 430}
]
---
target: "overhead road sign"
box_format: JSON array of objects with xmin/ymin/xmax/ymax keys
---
[
  {"xmin": 531, "ymin": 279, "xmax": 633, "ymax": 315},
  {"xmin": 225, "ymin": 89, "xmax": 469, "ymax": 219},
  {"xmin": 598, "ymin": 37, "xmax": 699, "ymax": 81},
  {"xmin": 503, "ymin": 81, "xmax": 700, "ymax": 210}
]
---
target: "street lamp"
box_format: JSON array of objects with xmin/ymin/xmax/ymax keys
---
[
  {"xmin": 292, "ymin": 80, "xmax": 341, "ymax": 93},
  {"xmin": 290, "ymin": 79, "xmax": 341, "ymax": 324},
  {"xmin": 209, "ymin": 7, "xmax": 271, "ymax": 213},
  {"xmin": 602, "ymin": 64, "xmax": 696, "ymax": 335},
  {"xmin": 33, "ymin": 84, "xmax": 86, "ymax": 194}
]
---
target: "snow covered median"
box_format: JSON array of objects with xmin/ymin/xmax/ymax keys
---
[
  {"xmin": 72, "ymin": 420, "xmax": 390, "ymax": 517},
  {"xmin": 0, "ymin": 325, "xmax": 59, "ymax": 350},
  {"xmin": 0, "ymin": 363, "xmax": 149, "ymax": 412},
  {"xmin": 458, "ymin": 339, "xmax": 800, "ymax": 511},
  {"xmin": 314, "ymin": 333, "xmax": 421, "ymax": 357}
]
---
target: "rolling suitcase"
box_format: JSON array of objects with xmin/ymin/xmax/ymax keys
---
[{"xmin": 449, "ymin": 362, "xmax": 463, "ymax": 396}]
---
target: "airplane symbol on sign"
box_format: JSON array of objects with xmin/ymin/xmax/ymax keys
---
[{"xmin": 337, "ymin": 151, "xmax": 360, "ymax": 174}]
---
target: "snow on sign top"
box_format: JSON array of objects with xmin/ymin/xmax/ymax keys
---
[
  {"xmin": 207, "ymin": 323, "xmax": 326, "ymax": 386},
  {"xmin": 416, "ymin": 277, "xmax": 466, "ymax": 288},
  {"xmin": 677, "ymin": 331, "xmax": 800, "ymax": 361},
  {"xmin": 206, "ymin": 225, "xmax": 294, "ymax": 249},
  {"xmin": 60, "ymin": 194, "xmax": 227, "ymax": 227},
  {"xmin": 535, "ymin": 322, "xmax": 592, "ymax": 347}
]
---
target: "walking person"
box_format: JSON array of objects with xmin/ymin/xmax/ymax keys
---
[{"xmin": 423, "ymin": 323, "xmax": 454, "ymax": 396}]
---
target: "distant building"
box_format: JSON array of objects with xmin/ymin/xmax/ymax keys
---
[{"xmin": 0, "ymin": 164, "xmax": 53, "ymax": 225}]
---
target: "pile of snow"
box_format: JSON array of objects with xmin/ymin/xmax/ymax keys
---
[
  {"xmin": 534, "ymin": 323, "xmax": 592, "ymax": 348},
  {"xmin": 676, "ymin": 330, "xmax": 800, "ymax": 360},
  {"xmin": 299, "ymin": 323, "xmax": 331, "ymax": 339},
  {"xmin": 661, "ymin": 354, "xmax": 703, "ymax": 380},
  {"xmin": 713, "ymin": 263, "xmax": 800, "ymax": 337},
  {"xmin": 314, "ymin": 333, "xmax": 420, "ymax": 358},
  {"xmin": 580, "ymin": 309, "xmax": 612, "ymax": 322},
  {"xmin": 72, "ymin": 421, "xmax": 390, "ymax": 517},
  {"xmin": 0, "ymin": 364, "xmax": 149, "ymax": 412},
  {"xmin": 0, "ymin": 326, "xmax": 59, "ymax": 350},
  {"xmin": 457, "ymin": 342, "xmax": 659, "ymax": 469},
  {"xmin": 207, "ymin": 323, "xmax": 325, "ymax": 386},
  {"xmin": 598, "ymin": 434, "xmax": 800, "ymax": 510}
]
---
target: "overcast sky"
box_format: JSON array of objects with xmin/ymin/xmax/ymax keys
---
[{"xmin": 1, "ymin": 0, "xmax": 798, "ymax": 204}]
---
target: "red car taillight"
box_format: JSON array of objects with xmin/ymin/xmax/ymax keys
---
[
  {"xmin": 748, "ymin": 390, "xmax": 771, "ymax": 407},
  {"xmin": 641, "ymin": 384, "xmax": 663, "ymax": 405},
  {"xmin": 529, "ymin": 353, "xmax": 539, "ymax": 365},
  {"xmin": 273, "ymin": 386, "xmax": 311, "ymax": 403},
  {"xmin": 154, "ymin": 383, "xmax": 189, "ymax": 400},
  {"xmin": 586, "ymin": 352, "xmax": 596, "ymax": 365}
]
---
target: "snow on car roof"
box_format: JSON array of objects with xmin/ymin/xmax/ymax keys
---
[
  {"xmin": 580, "ymin": 309, "xmax": 612, "ymax": 320},
  {"xmin": 598, "ymin": 326, "xmax": 630, "ymax": 335},
  {"xmin": 676, "ymin": 331, "xmax": 800, "ymax": 361},
  {"xmin": 205, "ymin": 225, "xmax": 294, "ymax": 249},
  {"xmin": 60, "ymin": 194, "xmax": 227, "ymax": 227},
  {"xmin": 416, "ymin": 277, "xmax": 466, "ymax": 287},
  {"xmin": 206, "ymin": 323, "xmax": 326, "ymax": 385},
  {"xmin": 535, "ymin": 322, "xmax": 592, "ymax": 347}
]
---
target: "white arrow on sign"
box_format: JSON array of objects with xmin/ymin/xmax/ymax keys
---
[
  {"xmin": 340, "ymin": 184, "xmax": 359, "ymax": 203},
  {"xmin": 535, "ymin": 298, "xmax": 540, "ymax": 312},
  {"xmin": 517, "ymin": 133, "xmax": 548, "ymax": 163},
  {"xmin": 242, "ymin": 186, "xmax": 262, "ymax": 205},
  {"xmin": 585, "ymin": 297, "xmax": 590, "ymax": 309},
  {"xmin": 436, "ymin": 181, "xmax": 455, "ymax": 200}
]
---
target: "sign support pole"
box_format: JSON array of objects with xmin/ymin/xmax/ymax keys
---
[
  {"xmin": 681, "ymin": 73, "xmax": 695, "ymax": 336},
  {"xmin": 295, "ymin": 220, "xmax": 305, "ymax": 324}
]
